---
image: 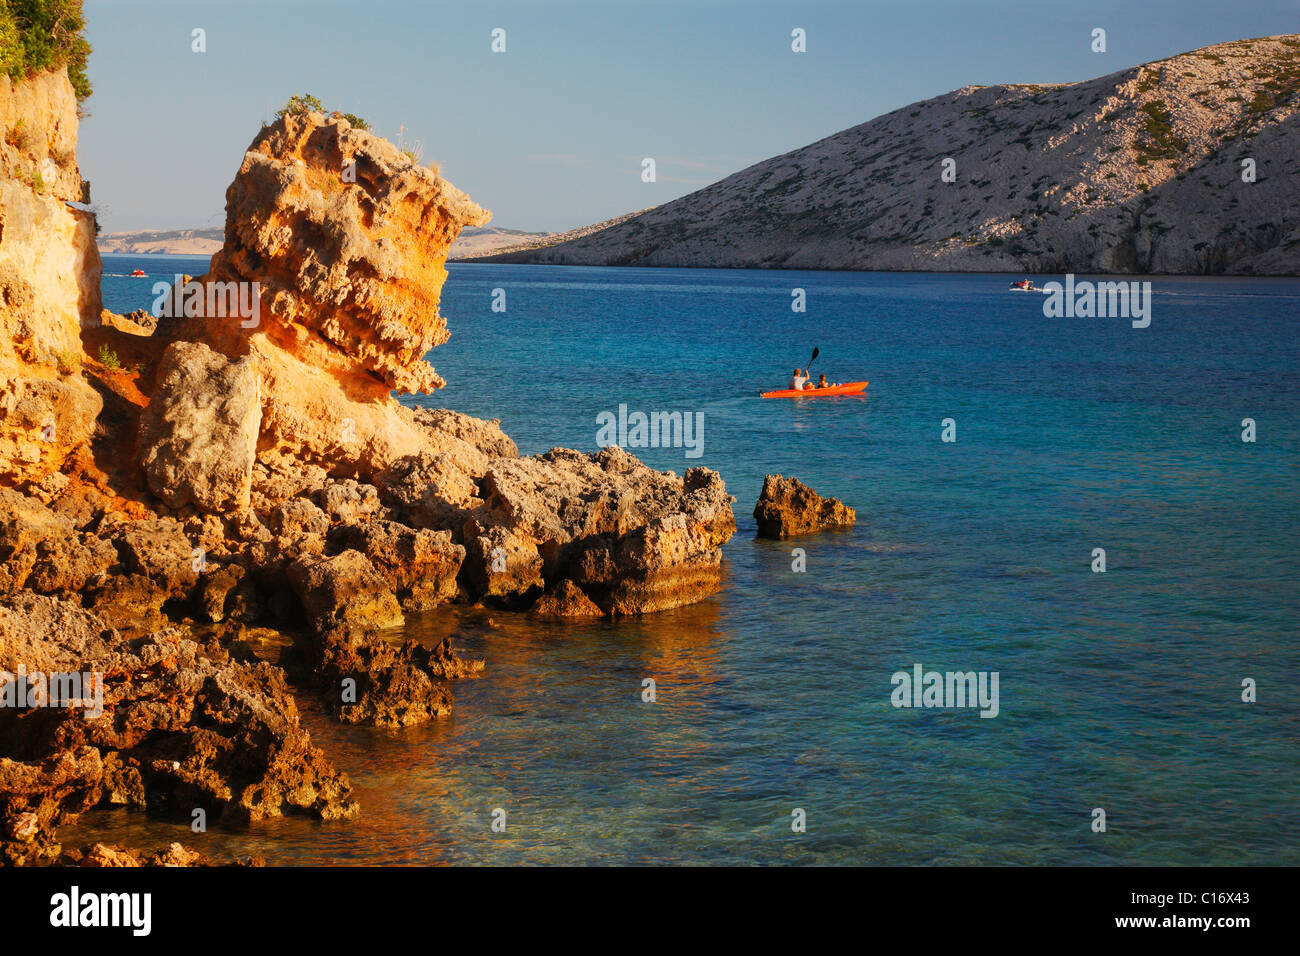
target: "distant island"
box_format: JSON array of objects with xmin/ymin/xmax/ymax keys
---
[
  {"xmin": 99, "ymin": 224, "xmax": 553, "ymax": 259},
  {"xmin": 477, "ymin": 35, "xmax": 1300, "ymax": 275}
]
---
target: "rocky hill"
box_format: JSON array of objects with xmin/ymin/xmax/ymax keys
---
[
  {"xmin": 98, "ymin": 227, "xmax": 224, "ymax": 255},
  {"xmin": 455, "ymin": 210, "xmax": 649, "ymax": 260},
  {"xmin": 486, "ymin": 35, "xmax": 1300, "ymax": 275}
]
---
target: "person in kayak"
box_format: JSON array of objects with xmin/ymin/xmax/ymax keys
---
[
  {"xmin": 815, "ymin": 374, "xmax": 830, "ymax": 389},
  {"xmin": 789, "ymin": 368, "xmax": 808, "ymax": 390}
]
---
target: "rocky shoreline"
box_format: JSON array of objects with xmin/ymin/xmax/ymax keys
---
[{"xmin": 1, "ymin": 71, "xmax": 737, "ymax": 864}]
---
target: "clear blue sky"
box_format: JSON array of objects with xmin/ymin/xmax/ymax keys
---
[{"xmin": 78, "ymin": 0, "xmax": 1300, "ymax": 234}]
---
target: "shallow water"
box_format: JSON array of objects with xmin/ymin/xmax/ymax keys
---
[{"xmin": 90, "ymin": 258, "xmax": 1300, "ymax": 864}]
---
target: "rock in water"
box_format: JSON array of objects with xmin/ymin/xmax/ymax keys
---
[
  {"xmin": 533, "ymin": 579, "xmax": 603, "ymax": 617},
  {"xmin": 753, "ymin": 475, "xmax": 856, "ymax": 538},
  {"xmin": 0, "ymin": 593, "xmax": 359, "ymax": 865},
  {"xmin": 137, "ymin": 341, "xmax": 262, "ymax": 513}
]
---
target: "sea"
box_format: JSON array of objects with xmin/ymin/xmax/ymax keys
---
[{"xmin": 74, "ymin": 252, "xmax": 1299, "ymax": 865}]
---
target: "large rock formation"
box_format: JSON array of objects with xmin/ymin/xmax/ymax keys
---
[
  {"xmin": 754, "ymin": 475, "xmax": 856, "ymax": 538},
  {"xmin": 165, "ymin": 111, "xmax": 493, "ymax": 483},
  {"xmin": 461, "ymin": 447, "xmax": 737, "ymax": 614},
  {"xmin": 0, "ymin": 68, "xmax": 101, "ymax": 480},
  {"xmin": 481, "ymin": 35, "xmax": 1300, "ymax": 275},
  {"xmin": 1, "ymin": 87, "xmax": 739, "ymax": 862}
]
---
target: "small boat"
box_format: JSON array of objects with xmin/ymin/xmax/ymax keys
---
[
  {"xmin": 130, "ymin": 269, "xmax": 147, "ymax": 277},
  {"xmin": 1008, "ymin": 279, "xmax": 1042, "ymax": 292},
  {"xmin": 761, "ymin": 381, "xmax": 868, "ymax": 398}
]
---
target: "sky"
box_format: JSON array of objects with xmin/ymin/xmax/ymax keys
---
[{"xmin": 77, "ymin": 0, "xmax": 1300, "ymax": 234}]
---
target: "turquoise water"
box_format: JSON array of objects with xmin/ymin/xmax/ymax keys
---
[{"xmin": 93, "ymin": 256, "xmax": 1300, "ymax": 865}]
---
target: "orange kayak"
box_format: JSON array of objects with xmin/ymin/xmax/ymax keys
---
[{"xmin": 760, "ymin": 381, "xmax": 868, "ymax": 398}]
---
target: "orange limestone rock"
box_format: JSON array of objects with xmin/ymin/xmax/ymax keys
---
[
  {"xmin": 168, "ymin": 111, "xmax": 490, "ymax": 478},
  {"xmin": 0, "ymin": 69, "xmax": 102, "ymax": 484}
]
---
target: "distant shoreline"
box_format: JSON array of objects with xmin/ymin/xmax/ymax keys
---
[{"xmin": 98, "ymin": 224, "xmax": 554, "ymax": 259}]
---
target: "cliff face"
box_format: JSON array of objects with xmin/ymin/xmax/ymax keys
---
[
  {"xmin": 0, "ymin": 68, "xmax": 101, "ymax": 481},
  {"xmin": 485, "ymin": 35, "xmax": 1300, "ymax": 275}
]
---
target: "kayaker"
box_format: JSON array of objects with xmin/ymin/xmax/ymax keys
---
[
  {"xmin": 789, "ymin": 368, "xmax": 808, "ymax": 390},
  {"xmin": 815, "ymin": 374, "xmax": 830, "ymax": 389}
]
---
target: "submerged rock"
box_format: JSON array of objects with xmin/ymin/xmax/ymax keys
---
[
  {"xmin": 753, "ymin": 474, "xmax": 856, "ymax": 538},
  {"xmin": 70, "ymin": 841, "xmax": 214, "ymax": 868}
]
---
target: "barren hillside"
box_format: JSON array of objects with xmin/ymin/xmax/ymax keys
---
[{"xmin": 485, "ymin": 35, "xmax": 1300, "ymax": 274}]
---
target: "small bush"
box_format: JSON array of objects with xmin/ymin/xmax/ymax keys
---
[
  {"xmin": 396, "ymin": 125, "xmax": 424, "ymax": 164},
  {"xmin": 0, "ymin": 1, "xmax": 93, "ymax": 100},
  {"xmin": 97, "ymin": 343, "xmax": 120, "ymax": 370},
  {"xmin": 4, "ymin": 117, "xmax": 38, "ymax": 149},
  {"xmin": 276, "ymin": 92, "xmax": 325, "ymax": 118},
  {"xmin": 275, "ymin": 94, "xmax": 371, "ymax": 131}
]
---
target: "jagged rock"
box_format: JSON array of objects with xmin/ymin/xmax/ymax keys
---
[
  {"xmin": 0, "ymin": 592, "xmax": 360, "ymax": 847},
  {"xmin": 68, "ymin": 841, "xmax": 213, "ymax": 867},
  {"xmin": 0, "ymin": 487, "xmax": 115, "ymax": 595},
  {"xmin": 463, "ymin": 447, "xmax": 736, "ymax": 613},
  {"xmin": 137, "ymin": 341, "xmax": 262, "ymax": 513},
  {"xmin": 308, "ymin": 629, "xmax": 455, "ymax": 728},
  {"xmin": 462, "ymin": 525, "xmax": 545, "ymax": 603},
  {"xmin": 425, "ymin": 637, "xmax": 485, "ymax": 680},
  {"xmin": 283, "ymin": 549, "xmax": 482, "ymax": 727},
  {"xmin": 77, "ymin": 514, "xmax": 203, "ymax": 625},
  {"xmin": 410, "ymin": 407, "xmax": 518, "ymax": 459},
  {"xmin": 270, "ymin": 497, "xmax": 330, "ymax": 539},
  {"xmin": 287, "ymin": 550, "xmax": 403, "ymax": 632},
  {"xmin": 0, "ymin": 377, "xmax": 103, "ymax": 483},
  {"xmin": 250, "ymin": 461, "xmax": 330, "ymax": 512},
  {"xmin": 330, "ymin": 521, "xmax": 464, "ymax": 610},
  {"xmin": 197, "ymin": 564, "xmax": 244, "ymax": 622},
  {"xmin": 100, "ymin": 308, "xmax": 159, "ymax": 335},
  {"xmin": 146, "ymin": 842, "xmax": 211, "ymax": 867},
  {"xmin": 376, "ymin": 449, "xmax": 484, "ymax": 530},
  {"xmin": 533, "ymin": 579, "xmax": 603, "ymax": 617},
  {"xmin": 0, "ymin": 747, "xmax": 104, "ymax": 865},
  {"xmin": 172, "ymin": 110, "xmax": 492, "ymax": 479},
  {"xmin": 317, "ymin": 479, "xmax": 384, "ymax": 524},
  {"xmin": 78, "ymin": 843, "xmax": 141, "ymax": 867},
  {"xmin": 753, "ymin": 475, "xmax": 856, "ymax": 538}
]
